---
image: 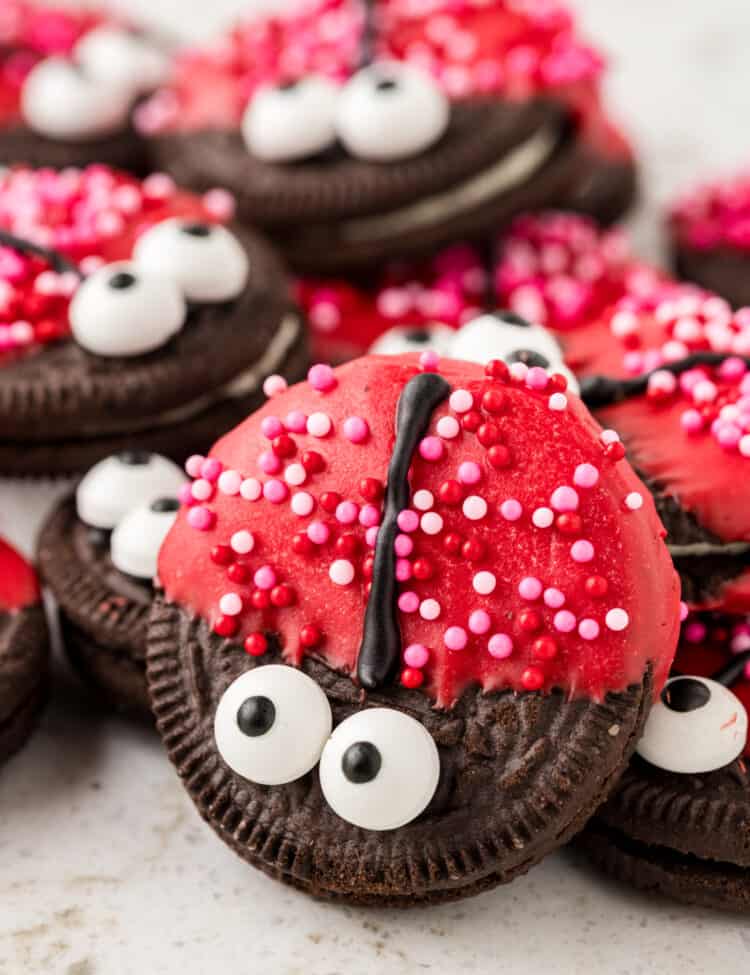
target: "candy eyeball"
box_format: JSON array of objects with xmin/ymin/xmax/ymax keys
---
[
  {"xmin": 110, "ymin": 496, "xmax": 180, "ymax": 579},
  {"xmin": 74, "ymin": 27, "xmax": 169, "ymax": 95},
  {"xmin": 447, "ymin": 312, "xmax": 580, "ymax": 393},
  {"xmin": 76, "ymin": 452, "xmax": 186, "ymax": 530},
  {"xmin": 21, "ymin": 58, "xmax": 133, "ymax": 140},
  {"xmin": 69, "ymin": 262, "xmax": 186, "ymax": 357},
  {"xmin": 242, "ymin": 76, "xmax": 339, "ymax": 162},
  {"xmin": 636, "ymin": 675, "xmax": 748, "ymax": 774},
  {"xmin": 133, "ymin": 219, "xmax": 249, "ymax": 303},
  {"xmin": 336, "ymin": 62, "xmax": 449, "ymax": 162},
  {"xmin": 319, "ymin": 708, "xmax": 440, "ymax": 830},
  {"xmin": 214, "ymin": 666, "xmax": 333, "ymax": 786},
  {"xmin": 370, "ymin": 323, "xmax": 456, "ymax": 357}
]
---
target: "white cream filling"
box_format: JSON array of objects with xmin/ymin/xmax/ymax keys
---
[{"xmin": 339, "ymin": 122, "xmax": 562, "ymax": 244}]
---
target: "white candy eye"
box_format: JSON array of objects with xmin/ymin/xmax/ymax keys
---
[
  {"xmin": 74, "ymin": 27, "xmax": 169, "ymax": 94},
  {"xmin": 214, "ymin": 665, "xmax": 332, "ymax": 786},
  {"xmin": 21, "ymin": 57, "xmax": 132, "ymax": 140},
  {"xmin": 110, "ymin": 496, "xmax": 179, "ymax": 579},
  {"xmin": 76, "ymin": 452, "xmax": 186, "ymax": 529},
  {"xmin": 69, "ymin": 262, "xmax": 186, "ymax": 357},
  {"xmin": 319, "ymin": 708, "xmax": 440, "ymax": 831},
  {"xmin": 242, "ymin": 76, "xmax": 339, "ymax": 162},
  {"xmin": 369, "ymin": 323, "xmax": 456, "ymax": 357},
  {"xmin": 636, "ymin": 676, "xmax": 748, "ymax": 774},
  {"xmin": 336, "ymin": 63, "xmax": 449, "ymax": 162},
  {"xmin": 133, "ymin": 219, "xmax": 249, "ymax": 303},
  {"xmin": 448, "ymin": 313, "xmax": 580, "ymax": 392}
]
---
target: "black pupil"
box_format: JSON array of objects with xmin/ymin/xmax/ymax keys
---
[
  {"xmin": 181, "ymin": 222, "xmax": 212, "ymax": 238},
  {"xmin": 278, "ymin": 80, "xmax": 300, "ymax": 92},
  {"xmin": 237, "ymin": 696, "xmax": 276, "ymax": 737},
  {"xmin": 109, "ymin": 271, "xmax": 137, "ymax": 290},
  {"xmin": 506, "ymin": 349, "xmax": 550, "ymax": 369},
  {"xmin": 150, "ymin": 497, "xmax": 179, "ymax": 513},
  {"xmin": 374, "ymin": 77, "xmax": 398, "ymax": 92},
  {"xmin": 495, "ymin": 310, "xmax": 532, "ymax": 328},
  {"xmin": 117, "ymin": 450, "xmax": 151, "ymax": 466},
  {"xmin": 341, "ymin": 741, "xmax": 382, "ymax": 784},
  {"xmin": 662, "ymin": 678, "xmax": 711, "ymax": 713},
  {"xmin": 406, "ymin": 330, "xmax": 431, "ymax": 344}
]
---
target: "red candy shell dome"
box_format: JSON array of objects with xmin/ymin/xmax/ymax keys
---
[
  {"xmin": 0, "ymin": 537, "xmax": 39, "ymax": 611},
  {"xmin": 159, "ymin": 355, "xmax": 680, "ymax": 707}
]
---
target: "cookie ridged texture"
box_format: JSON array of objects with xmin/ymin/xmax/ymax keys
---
[
  {"xmin": 0, "ymin": 227, "xmax": 289, "ymax": 442},
  {"xmin": 556, "ymin": 143, "xmax": 638, "ymax": 227},
  {"xmin": 674, "ymin": 244, "xmax": 750, "ymax": 311},
  {"xmin": 590, "ymin": 754, "xmax": 750, "ymax": 868},
  {"xmin": 582, "ymin": 818, "xmax": 750, "ymax": 913},
  {"xmin": 0, "ymin": 604, "xmax": 49, "ymax": 763},
  {"xmin": 0, "ymin": 321, "xmax": 308, "ymax": 478},
  {"xmin": 151, "ymin": 98, "xmax": 567, "ymax": 228},
  {"xmin": 0, "ymin": 122, "xmax": 148, "ymax": 173},
  {"xmin": 147, "ymin": 597, "xmax": 653, "ymax": 905}
]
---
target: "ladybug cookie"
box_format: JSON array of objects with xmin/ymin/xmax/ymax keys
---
[
  {"xmin": 0, "ymin": 537, "xmax": 49, "ymax": 765},
  {"xmin": 495, "ymin": 211, "xmax": 750, "ymax": 614},
  {"xmin": 38, "ymin": 452, "xmax": 186, "ymax": 718},
  {"xmin": 147, "ymin": 354, "xmax": 679, "ymax": 905},
  {"xmin": 0, "ymin": 164, "xmax": 306, "ymax": 477},
  {"xmin": 0, "ymin": 1, "xmax": 167, "ymax": 171},
  {"xmin": 141, "ymin": 0, "xmax": 636, "ymax": 272},
  {"xmin": 583, "ymin": 612, "xmax": 750, "ymax": 912}
]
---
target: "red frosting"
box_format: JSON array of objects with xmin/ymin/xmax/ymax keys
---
[
  {"xmin": 670, "ymin": 169, "xmax": 750, "ymax": 252},
  {"xmin": 136, "ymin": 0, "xmax": 631, "ymax": 161},
  {"xmin": 0, "ymin": 536, "xmax": 39, "ymax": 610},
  {"xmin": 0, "ymin": 165, "xmax": 236, "ymax": 362},
  {"xmin": 0, "ymin": 2, "xmax": 104, "ymax": 126},
  {"xmin": 159, "ymin": 354, "xmax": 679, "ymax": 708}
]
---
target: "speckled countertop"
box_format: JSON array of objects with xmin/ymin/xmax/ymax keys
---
[{"xmin": 2, "ymin": 2, "xmax": 750, "ymax": 973}]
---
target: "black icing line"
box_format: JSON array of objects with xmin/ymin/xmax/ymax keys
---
[
  {"xmin": 356, "ymin": 371, "xmax": 451, "ymax": 690},
  {"xmin": 580, "ymin": 352, "xmax": 750, "ymax": 408},
  {"xmin": 0, "ymin": 229, "xmax": 82, "ymax": 278},
  {"xmin": 713, "ymin": 650, "xmax": 750, "ymax": 689}
]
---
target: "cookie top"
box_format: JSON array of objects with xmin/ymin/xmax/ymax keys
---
[
  {"xmin": 158, "ymin": 354, "xmax": 679, "ymax": 708},
  {"xmin": 669, "ymin": 170, "xmax": 750, "ymax": 253}
]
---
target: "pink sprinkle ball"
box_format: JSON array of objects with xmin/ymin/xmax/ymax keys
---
[
  {"xmin": 397, "ymin": 509, "xmax": 419, "ymax": 533},
  {"xmin": 191, "ymin": 478, "xmax": 213, "ymax": 502},
  {"xmin": 404, "ymin": 643, "xmax": 430, "ymax": 667},
  {"xmin": 307, "ymin": 521, "xmax": 329, "ymax": 545},
  {"xmin": 518, "ymin": 577, "xmax": 543, "ymax": 600},
  {"xmin": 263, "ymin": 479, "xmax": 287, "ymax": 503},
  {"xmin": 571, "ymin": 539, "xmax": 595, "ymax": 562},
  {"xmin": 532, "ymin": 507, "xmax": 554, "ymax": 528},
  {"xmin": 178, "ymin": 483, "xmax": 194, "ymax": 506},
  {"xmin": 420, "ymin": 599, "xmax": 441, "ymax": 621},
  {"xmin": 307, "ymin": 412, "xmax": 332, "ymax": 437},
  {"xmin": 488, "ymin": 633, "xmax": 513, "ymax": 659},
  {"xmin": 573, "ymin": 463, "xmax": 599, "ymax": 488},
  {"xmin": 444, "ymin": 626, "xmax": 468, "ymax": 651},
  {"xmin": 308, "ymin": 363, "xmax": 337, "ymax": 392},
  {"xmin": 218, "ymin": 469, "xmax": 242, "ymax": 495},
  {"xmin": 359, "ymin": 504, "xmax": 381, "ymax": 528},
  {"xmin": 413, "ymin": 489, "xmax": 434, "ymax": 510},
  {"xmin": 185, "ymin": 455, "xmax": 204, "ymax": 478},
  {"xmin": 469, "ymin": 610, "xmax": 491, "ymax": 635},
  {"xmin": 544, "ymin": 587, "xmax": 565, "ymax": 608},
  {"xmin": 335, "ymin": 501, "xmax": 359, "ymax": 524},
  {"xmin": 419, "ymin": 349, "xmax": 440, "ymax": 371},
  {"xmin": 254, "ymin": 565, "xmax": 277, "ymax": 590},
  {"xmin": 554, "ymin": 610, "xmax": 577, "ymax": 633},
  {"xmin": 680, "ymin": 601, "xmax": 689, "ymax": 622},
  {"xmin": 419, "ymin": 436, "xmax": 444, "ymax": 461},
  {"xmin": 291, "ymin": 492, "xmax": 314, "ymax": 517},
  {"xmin": 525, "ymin": 366, "xmax": 549, "ymax": 390},
  {"xmin": 449, "ymin": 389, "xmax": 473, "ymax": 413},
  {"xmin": 398, "ymin": 592, "xmax": 420, "ymax": 613},
  {"xmin": 436, "ymin": 415, "xmax": 460, "ymax": 439},
  {"xmin": 261, "ymin": 416, "xmax": 284, "ymax": 439},
  {"xmin": 202, "ymin": 187, "xmax": 236, "ymax": 221},
  {"xmin": 578, "ymin": 619, "xmax": 600, "ymax": 640},
  {"xmin": 550, "ymin": 486, "xmax": 579, "ymax": 512},
  {"xmin": 600, "ymin": 429, "xmax": 620, "ymax": 445},
  {"xmin": 187, "ymin": 506, "xmax": 214, "ymax": 531},
  {"xmin": 343, "ymin": 416, "xmax": 370, "ymax": 444},
  {"xmin": 258, "ymin": 450, "xmax": 282, "ymax": 475},
  {"xmin": 284, "ymin": 410, "xmax": 307, "ymax": 433},
  {"xmin": 499, "ymin": 498, "xmax": 522, "ymax": 521},
  {"xmin": 263, "ymin": 374, "xmax": 287, "ymax": 398},
  {"xmin": 396, "ymin": 559, "xmax": 413, "ymax": 582},
  {"xmin": 394, "ymin": 534, "xmax": 414, "ymax": 557},
  {"xmin": 680, "ymin": 408, "xmax": 703, "ymax": 434},
  {"xmin": 420, "ymin": 511, "xmax": 444, "ymax": 535},
  {"xmin": 458, "ymin": 461, "xmax": 482, "ymax": 485},
  {"xmin": 240, "ymin": 478, "xmax": 262, "ymax": 501},
  {"xmin": 365, "ymin": 526, "xmax": 380, "ymax": 547}
]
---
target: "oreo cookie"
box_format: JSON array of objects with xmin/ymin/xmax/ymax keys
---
[
  {"xmin": 0, "ymin": 537, "xmax": 49, "ymax": 764},
  {"xmin": 37, "ymin": 452, "xmax": 187, "ymax": 717},
  {"xmin": 582, "ymin": 612, "xmax": 750, "ymax": 912},
  {"xmin": 0, "ymin": 2, "xmax": 169, "ymax": 172},
  {"xmin": 147, "ymin": 354, "xmax": 679, "ymax": 904},
  {"xmin": 494, "ymin": 212, "xmax": 750, "ymax": 612},
  {"xmin": 669, "ymin": 169, "xmax": 750, "ymax": 309},
  {"xmin": 141, "ymin": 0, "xmax": 636, "ymax": 272},
  {"xmin": 0, "ymin": 165, "xmax": 307, "ymax": 477}
]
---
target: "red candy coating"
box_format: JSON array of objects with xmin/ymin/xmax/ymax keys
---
[{"xmin": 0, "ymin": 537, "xmax": 39, "ymax": 610}]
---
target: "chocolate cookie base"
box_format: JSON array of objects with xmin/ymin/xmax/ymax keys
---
[
  {"xmin": 0, "ymin": 122, "xmax": 148, "ymax": 174},
  {"xmin": 674, "ymin": 243, "xmax": 750, "ymax": 310},
  {"xmin": 581, "ymin": 818, "xmax": 750, "ymax": 913},
  {"xmin": 0, "ymin": 603, "xmax": 49, "ymax": 765},
  {"xmin": 147, "ymin": 597, "xmax": 654, "ymax": 906},
  {"xmin": 558, "ymin": 144, "xmax": 638, "ymax": 227}
]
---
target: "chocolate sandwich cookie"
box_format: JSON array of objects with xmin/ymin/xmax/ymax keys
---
[
  {"xmin": 0, "ymin": 2, "xmax": 168, "ymax": 172},
  {"xmin": 669, "ymin": 169, "xmax": 750, "ymax": 309},
  {"xmin": 0, "ymin": 165, "xmax": 306, "ymax": 477},
  {"xmin": 141, "ymin": 0, "xmax": 636, "ymax": 273},
  {"xmin": 0, "ymin": 537, "xmax": 49, "ymax": 764},
  {"xmin": 494, "ymin": 212, "xmax": 750, "ymax": 613},
  {"xmin": 38, "ymin": 451, "xmax": 187, "ymax": 717},
  {"xmin": 147, "ymin": 354, "xmax": 679, "ymax": 905},
  {"xmin": 582, "ymin": 611, "xmax": 750, "ymax": 912}
]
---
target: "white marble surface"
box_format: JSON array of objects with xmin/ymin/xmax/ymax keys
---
[{"xmin": 3, "ymin": 2, "xmax": 750, "ymax": 973}]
